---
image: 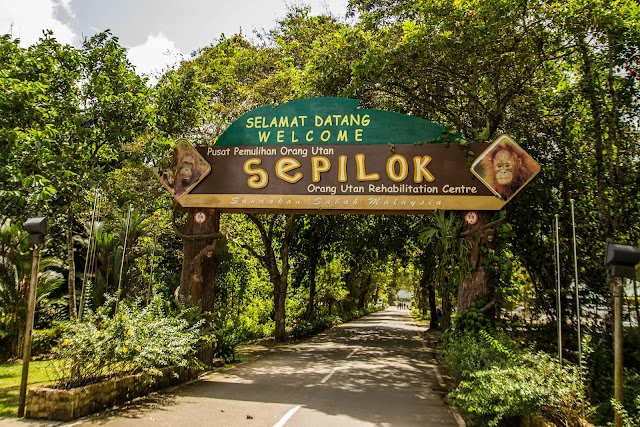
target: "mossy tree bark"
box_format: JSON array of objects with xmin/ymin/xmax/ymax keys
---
[{"xmin": 174, "ymin": 207, "xmax": 220, "ymax": 364}]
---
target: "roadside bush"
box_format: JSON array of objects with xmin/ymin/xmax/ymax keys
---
[
  {"xmin": 291, "ymin": 316, "xmax": 340, "ymax": 339},
  {"xmin": 443, "ymin": 330, "xmax": 517, "ymax": 377},
  {"xmin": 340, "ymin": 305, "xmax": 382, "ymax": 322},
  {"xmin": 611, "ymin": 393, "xmax": 640, "ymax": 427},
  {"xmin": 451, "ymin": 307, "xmax": 492, "ymax": 335},
  {"xmin": 290, "ymin": 305, "xmax": 383, "ymax": 340},
  {"xmin": 610, "ymin": 371, "xmax": 640, "ymax": 427},
  {"xmin": 31, "ymin": 328, "xmax": 60, "ymax": 357},
  {"xmin": 213, "ymin": 330, "xmax": 240, "ymax": 362},
  {"xmin": 50, "ymin": 295, "xmax": 203, "ymax": 389},
  {"xmin": 445, "ymin": 330, "xmax": 588, "ymax": 426},
  {"xmin": 583, "ymin": 328, "xmax": 640, "ymax": 425}
]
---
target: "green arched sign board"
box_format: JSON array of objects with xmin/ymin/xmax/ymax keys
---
[{"xmin": 155, "ymin": 98, "xmax": 540, "ymax": 213}]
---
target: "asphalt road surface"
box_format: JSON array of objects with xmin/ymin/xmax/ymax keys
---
[{"xmin": 4, "ymin": 307, "xmax": 462, "ymax": 427}]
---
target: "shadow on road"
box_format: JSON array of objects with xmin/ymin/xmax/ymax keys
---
[{"xmin": 79, "ymin": 308, "xmax": 457, "ymax": 426}]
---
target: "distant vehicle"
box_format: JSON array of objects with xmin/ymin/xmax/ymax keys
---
[{"xmin": 582, "ymin": 304, "xmax": 638, "ymax": 328}]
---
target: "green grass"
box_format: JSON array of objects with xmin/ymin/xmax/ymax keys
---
[{"xmin": 0, "ymin": 360, "xmax": 58, "ymax": 417}]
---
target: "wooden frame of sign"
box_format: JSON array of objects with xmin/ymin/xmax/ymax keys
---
[{"xmin": 154, "ymin": 98, "xmax": 540, "ymax": 214}]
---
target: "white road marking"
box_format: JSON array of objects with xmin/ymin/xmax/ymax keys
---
[
  {"xmin": 273, "ymin": 405, "xmax": 301, "ymax": 427},
  {"xmin": 320, "ymin": 367, "xmax": 338, "ymax": 384},
  {"xmin": 346, "ymin": 348, "xmax": 359, "ymax": 359}
]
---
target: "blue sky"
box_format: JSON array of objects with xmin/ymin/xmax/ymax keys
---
[{"xmin": 0, "ymin": 0, "xmax": 350, "ymax": 83}]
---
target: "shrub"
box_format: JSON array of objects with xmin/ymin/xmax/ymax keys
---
[
  {"xmin": 443, "ymin": 330, "xmax": 517, "ymax": 377},
  {"xmin": 291, "ymin": 316, "xmax": 340, "ymax": 339},
  {"xmin": 609, "ymin": 372, "xmax": 640, "ymax": 427},
  {"xmin": 451, "ymin": 307, "xmax": 491, "ymax": 335},
  {"xmin": 445, "ymin": 331, "xmax": 588, "ymax": 427},
  {"xmin": 31, "ymin": 328, "xmax": 61, "ymax": 357},
  {"xmin": 214, "ymin": 330, "xmax": 239, "ymax": 362},
  {"xmin": 611, "ymin": 393, "xmax": 640, "ymax": 427},
  {"xmin": 50, "ymin": 295, "xmax": 203, "ymax": 389}
]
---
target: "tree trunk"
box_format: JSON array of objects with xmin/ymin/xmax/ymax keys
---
[
  {"xmin": 245, "ymin": 214, "xmax": 295, "ymax": 342},
  {"xmin": 66, "ymin": 206, "xmax": 77, "ymax": 321},
  {"xmin": 177, "ymin": 209, "xmax": 219, "ymax": 307},
  {"xmin": 428, "ymin": 281, "xmax": 438, "ymax": 328},
  {"xmin": 273, "ymin": 274, "xmax": 287, "ymax": 340},
  {"xmin": 305, "ymin": 254, "xmax": 318, "ymax": 320},
  {"xmin": 457, "ymin": 211, "xmax": 495, "ymax": 313},
  {"xmin": 442, "ymin": 292, "xmax": 452, "ymax": 329},
  {"xmin": 275, "ymin": 215, "xmax": 294, "ymax": 341},
  {"xmin": 175, "ymin": 208, "xmax": 220, "ymax": 364},
  {"xmin": 358, "ymin": 274, "xmax": 372, "ymax": 310}
]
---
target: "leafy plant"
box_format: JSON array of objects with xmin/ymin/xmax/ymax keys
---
[
  {"xmin": 213, "ymin": 330, "xmax": 239, "ymax": 363},
  {"xmin": 445, "ymin": 330, "xmax": 588, "ymax": 426},
  {"xmin": 419, "ymin": 210, "xmax": 470, "ymax": 327},
  {"xmin": 291, "ymin": 316, "xmax": 340, "ymax": 339},
  {"xmin": 611, "ymin": 394, "xmax": 640, "ymax": 427},
  {"xmin": 443, "ymin": 330, "xmax": 516, "ymax": 378},
  {"xmin": 451, "ymin": 351, "xmax": 586, "ymax": 426},
  {"xmin": 50, "ymin": 295, "xmax": 203, "ymax": 389},
  {"xmin": 451, "ymin": 308, "xmax": 492, "ymax": 335}
]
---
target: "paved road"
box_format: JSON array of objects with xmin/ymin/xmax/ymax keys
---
[{"xmin": 2, "ymin": 308, "xmax": 461, "ymax": 427}]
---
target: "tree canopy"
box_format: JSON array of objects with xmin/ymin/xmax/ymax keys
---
[{"xmin": 1, "ymin": 2, "xmax": 640, "ymax": 424}]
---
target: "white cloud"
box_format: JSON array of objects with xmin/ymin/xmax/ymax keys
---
[
  {"xmin": 0, "ymin": 0, "xmax": 77, "ymax": 46},
  {"xmin": 127, "ymin": 33, "xmax": 183, "ymax": 86},
  {"xmin": 57, "ymin": 0, "xmax": 74, "ymax": 17}
]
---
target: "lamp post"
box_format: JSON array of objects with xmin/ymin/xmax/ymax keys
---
[
  {"xmin": 604, "ymin": 242, "xmax": 640, "ymax": 427},
  {"xmin": 554, "ymin": 214, "xmax": 562, "ymax": 365},
  {"xmin": 18, "ymin": 217, "xmax": 48, "ymax": 418}
]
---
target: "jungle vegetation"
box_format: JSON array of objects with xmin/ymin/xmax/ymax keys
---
[{"xmin": 1, "ymin": 1, "xmax": 640, "ymax": 425}]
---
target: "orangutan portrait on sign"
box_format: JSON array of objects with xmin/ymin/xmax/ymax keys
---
[
  {"xmin": 154, "ymin": 139, "xmax": 211, "ymax": 199},
  {"xmin": 471, "ymin": 136, "xmax": 540, "ymax": 201}
]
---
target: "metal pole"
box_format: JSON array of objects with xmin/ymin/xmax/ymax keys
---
[
  {"xmin": 613, "ymin": 279, "xmax": 624, "ymax": 427},
  {"xmin": 86, "ymin": 193, "xmax": 102, "ymax": 295},
  {"xmin": 570, "ymin": 200, "xmax": 582, "ymax": 375},
  {"xmin": 115, "ymin": 205, "xmax": 133, "ymax": 314},
  {"xmin": 555, "ymin": 214, "xmax": 562, "ymax": 365},
  {"xmin": 17, "ymin": 244, "xmax": 41, "ymax": 417},
  {"xmin": 79, "ymin": 189, "xmax": 100, "ymax": 321}
]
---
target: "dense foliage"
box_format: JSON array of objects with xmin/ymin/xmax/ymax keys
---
[
  {"xmin": 445, "ymin": 330, "xmax": 587, "ymax": 426},
  {"xmin": 0, "ymin": 0, "xmax": 639, "ymax": 424},
  {"xmin": 50, "ymin": 295, "xmax": 202, "ymax": 389}
]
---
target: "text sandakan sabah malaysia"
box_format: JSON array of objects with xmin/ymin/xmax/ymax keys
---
[{"xmin": 172, "ymin": 98, "xmax": 539, "ymax": 212}]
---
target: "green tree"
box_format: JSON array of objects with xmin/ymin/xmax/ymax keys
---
[
  {"xmin": 420, "ymin": 210, "xmax": 471, "ymax": 327},
  {"xmin": 0, "ymin": 31, "xmax": 152, "ymax": 320}
]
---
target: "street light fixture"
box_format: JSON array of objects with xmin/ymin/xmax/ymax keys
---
[
  {"xmin": 17, "ymin": 217, "xmax": 47, "ymax": 418},
  {"xmin": 605, "ymin": 242, "xmax": 640, "ymax": 427}
]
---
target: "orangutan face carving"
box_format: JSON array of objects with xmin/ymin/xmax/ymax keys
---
[
  {"xmin": 493, "ymin": 149, "xmax": 519, "ymax": 186},
  {"xmin": 177, "ymin": 153, "xmax": 198, "ymax": 185},
  {"xmin": 156, "ymin": 140, "xmax": 210, "ymax": 199},
  {"xmin": 473, "ymin": 136, "xmax": 540, "ymax": 201}
]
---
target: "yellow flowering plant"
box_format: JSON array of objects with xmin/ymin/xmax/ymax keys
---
[{"xmin": 50, "ymin": 294, "xmax": 203, "ymax": 389}]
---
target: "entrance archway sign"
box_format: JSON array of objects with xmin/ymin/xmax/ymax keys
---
[{"xmin": 160, "ymin": 98, "xmax": 540, "ymax": 213}]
